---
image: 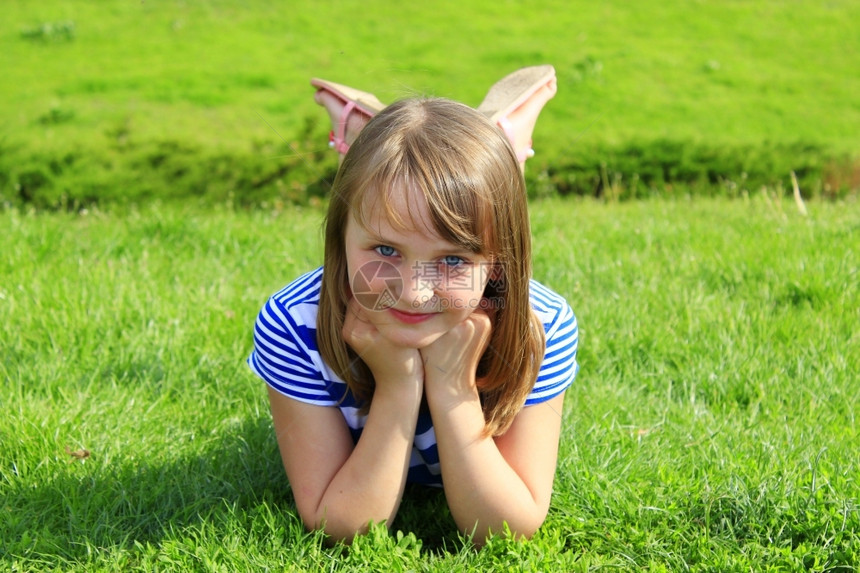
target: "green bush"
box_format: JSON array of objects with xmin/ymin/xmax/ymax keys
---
[
  {"xmin": 3, "ymin": 125, "xmax": 854, "ymax": 210},
  {"xmin": 0, "ymin": 118, "xmax": 339, "ymax": 210},
  {"xmin": 539, "ymin": 140, "xmax": 854, "ymax": 201}
]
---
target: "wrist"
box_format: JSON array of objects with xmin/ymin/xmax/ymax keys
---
[
  {"xmin": 424, "ymin": 372, "xmax": 480, "ymax": 409},
  {"xmin": 373, "ymin": 373, "xmax": 424, "ymax": 402},
  {"xmin": 424, "ymin": 381, "xmax": 486, "ymax": 443}
]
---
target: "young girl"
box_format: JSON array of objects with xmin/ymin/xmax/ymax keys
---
[{"xmin": 248, "ymin": 97, "xmax": 579, "ymax": 543}]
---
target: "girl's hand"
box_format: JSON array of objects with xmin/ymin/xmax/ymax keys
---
[
  {"xmin": 342, "ymin": 298, "xmax": 423, "ymax": 385},
  {"xmin": 420, "ymin": 308, "xmax": 492, "ymax": 395}
]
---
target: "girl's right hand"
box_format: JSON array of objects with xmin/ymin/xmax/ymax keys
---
[
  {"xmin": 342, "ymin": 298, "xmax": 424, "ymax": 385},
  {"xmin": 270, "ymin": 297, "xmax": 426, "ymax": 541}
]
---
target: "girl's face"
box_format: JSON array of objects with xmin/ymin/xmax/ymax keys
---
[{"xmin": 344, "ymin": 185, "xmax": 492, "ymax": 349}]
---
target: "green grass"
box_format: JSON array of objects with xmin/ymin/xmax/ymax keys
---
[
  {"xmin": 2, "ymin": 0, "xmax": 860, "ymax": 207},
  {"xmin": 2, "ymin": 197, "xmax": 858, "ymax": 570},
  {"xmin": 3, "ymin": 1, "xmax": 858, "ymax": 569}
]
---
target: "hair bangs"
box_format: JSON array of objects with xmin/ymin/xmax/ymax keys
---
[{"xmin": 355, "ymin": 139, "xmax": 496, "ymax": 257}]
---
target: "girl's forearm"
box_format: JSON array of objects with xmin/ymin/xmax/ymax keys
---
[
  {"xmin": 311, "ymin": 381, "xmax": 422, "ymax": 540},
  {"xmin": 425, "ymin": 389, "xmax": 549, "ymax": 541}
]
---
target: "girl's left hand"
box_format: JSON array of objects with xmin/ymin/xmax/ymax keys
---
[{"xmin": 420, "ymin": 308, "xmax": 492, "ymax": 395}]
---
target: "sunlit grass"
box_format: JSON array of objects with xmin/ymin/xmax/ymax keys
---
[
  {"xmin": 2, "ymin": 0, "xmax": 859, "ymax": 208},
  {"xmin": 4, "ymin": 0, "xmax": 859, "ymax": 149},
  {"xmin": 2, "ymin": 197, "xmax": 858, "ymax": 570}
]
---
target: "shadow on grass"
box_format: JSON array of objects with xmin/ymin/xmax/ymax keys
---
[{"xmin": 3, "ymin": 415, "xmax": 464, "ymax": 565}]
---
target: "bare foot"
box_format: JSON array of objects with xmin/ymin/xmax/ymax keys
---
[
  {"xmin": 311, "ymin": 79, "xmax": 384, "ymax": 164},
  {"xmin": 478, "ymin": 66, "xmax": 558, "ymax": 171},
  {"xmin": 498, "ymin": 77, "xmax": 557, "ymax": 171}
]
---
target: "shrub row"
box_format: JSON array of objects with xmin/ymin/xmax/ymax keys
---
[
  {"xmin": 0, "ymin": 118, "xmax": 336, "ymax": 211},
  {"xmin": 1, "ymin": 122, "xmax": 856, "ymax": 210},
  {"xmin": 538, "ymin": 140, "xmax": 858, "ymax": 201}
]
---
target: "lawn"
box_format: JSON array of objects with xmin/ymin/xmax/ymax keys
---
[
  {"xmin": 2, "ymin": 0, "xmax": 859, "ymax": 569},
  {"xmin": 2, "ymin": 196, "xmax": 858, "ymax": 570},
  {"xmin": 2, "ymin": 0, "xmax": 859, "ymax": 207},
  {"xmin": 4, "ymin": 0, "xmax": 859, "ymax": 148}
]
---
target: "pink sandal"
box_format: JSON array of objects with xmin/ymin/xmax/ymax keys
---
[
  {"xmin": 310, "ymin": 78, "xmax": 386, "ymax": 154},
  {"xmin": 477, "ymin": 65, "xmax": 556, "ymax": 163}
]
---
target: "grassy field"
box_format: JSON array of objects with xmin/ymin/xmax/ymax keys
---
[
  {"xmin": 3, "ymin": 0, "xmax": 859, "ymax": 569},
  {"xmin": 2, "ymin": 0, "xmax": 860, "ymax": 207},
  {"xmin": 2, "ymin": 197, "xmax": 858, "ymax": 570}
]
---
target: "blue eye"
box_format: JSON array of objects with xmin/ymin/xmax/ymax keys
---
[
  {"xmin": 375, "ymin": 245, "xmax": 397, "ymax": 257},
  {"xmin": 442, "ymin": 255, "xmax": 465, "ymax": 266}
]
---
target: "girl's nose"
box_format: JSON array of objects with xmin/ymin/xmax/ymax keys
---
[{"xmin": 397, "ymin": 261, "xmax": 439, "ymax": 309}]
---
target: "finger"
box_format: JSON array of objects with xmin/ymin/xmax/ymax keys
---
[
  {"xmin": 468, "ymin": 309, "xmax": 494, "ymax": 355},
  {"xmin": 469, "ymin": 308, "xmax": 493, "ymax": 335}
]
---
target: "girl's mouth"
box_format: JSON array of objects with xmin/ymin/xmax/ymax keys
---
[{"xmin": 388, "ymin": 308, "xmax": 436, "ymax": 324}]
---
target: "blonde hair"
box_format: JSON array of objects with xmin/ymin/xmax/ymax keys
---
[{"xmin": 317, "ymin": 98, "xmax": 545, "ymax": 436}]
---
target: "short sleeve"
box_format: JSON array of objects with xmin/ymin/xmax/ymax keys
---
[
  {"xmin": 247, "ymin": 294, "xmax": 339, "ymax": 406},
  {"xmin": 525, "ymin": 283, "xmax": 579, "ymax": 405}
]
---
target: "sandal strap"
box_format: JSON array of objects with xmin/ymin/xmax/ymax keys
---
[
  {"xmin": 330, "ymin": 101, "xmax": 357, "ymax": 154},
  {"xmin": 497, "ymin": 117, "xmax": 534, "ymax": 163}
]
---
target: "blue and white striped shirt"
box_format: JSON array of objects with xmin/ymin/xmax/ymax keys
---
[{"xmin": 248, "ymin": 267, "xmax": 579, "ymax": 486}]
